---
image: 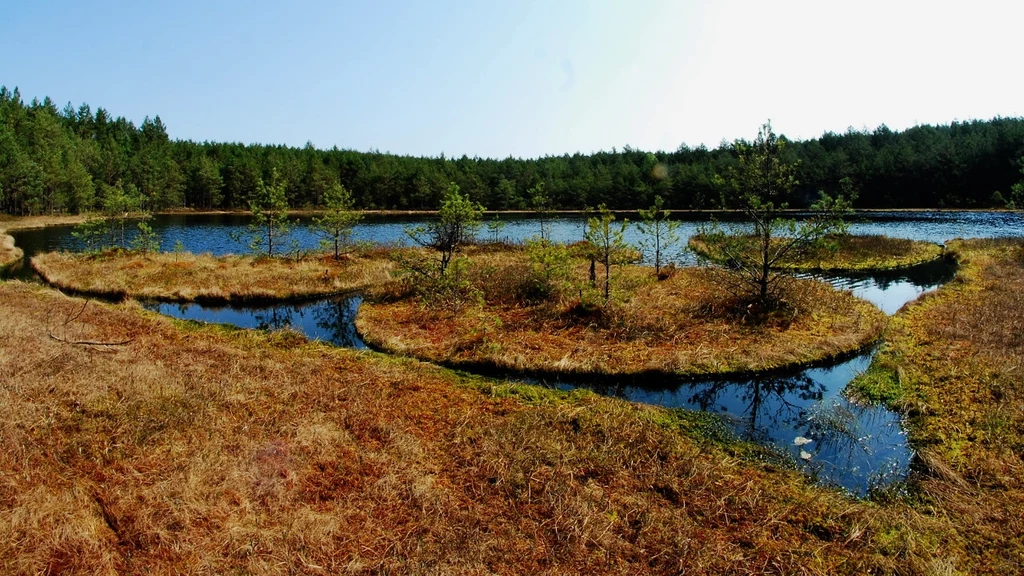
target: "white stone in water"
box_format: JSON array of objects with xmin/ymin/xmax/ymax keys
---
[
  {"xmin": 794, "ymin": 436, "xmax": 813, "ymax": 447},
  {"xmin": 800, "ymin": 450, "xmax": 813, "ymax": 461}
]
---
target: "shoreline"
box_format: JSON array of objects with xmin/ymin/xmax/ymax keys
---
[{"xmin": 1, "ymin": 206, "xmax": 1017, "ymax": 231}]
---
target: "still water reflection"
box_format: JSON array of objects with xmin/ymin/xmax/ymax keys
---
[
  {"xmin": 143, "ymin": 258, "xmax": 954, "ymax": 496},
  {"xmin": 147, "ymin": 295, "xmax": 366, "ymax": 349},
  {"xmin": 10, "ymin": 211, "xmax": 1009, "ymax": 495},
  {"xmin": 539, "ymin": 352, "xmax": 906, "ymax": 495}
]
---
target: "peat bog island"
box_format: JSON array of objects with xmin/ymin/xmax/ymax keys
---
[{"xmin": 4, "ymin": 5, "xmax": 1024, "ymax": 573}]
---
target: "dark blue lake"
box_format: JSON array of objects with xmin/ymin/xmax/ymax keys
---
[{"xmin": 11, "ymin": 210, "xmax": 1024, "ymax": 262}]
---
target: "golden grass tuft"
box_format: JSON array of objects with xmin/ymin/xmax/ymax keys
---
[
  {"xmin": 0, "ymin": 232, "xmax": 24, "ymax": 273},
  {"xmin": 0, "ymin": 281, "xmax": 953, "ymax": 573},
  {"xmin": 689, "ymin": 234, "xmax": 944, "ymax": 272},
  {"xmin": 31, "ymin": 250, "xmax": 397, "ymax": 303},
  {"xmin": 357, "ymin": 250, "xmax": 887, "ymax": 377}
]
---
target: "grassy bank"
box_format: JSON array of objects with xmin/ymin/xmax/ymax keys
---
[
  {"xmin": 689, "ymin": 234, "xmax": 944, "ymax": 272},
  {"xmin": 0, "ymin": 232, "xmax": 23, "ymax": 273},
  {"xmin": 357, "ymin": 251, "xmax": 886, "ymax": 377},
  {"xmin": 0, "ymin": 214, "xmax": 89, "ymax": 231},
  {"xmin": 0, "ymin": 280, "xmax": 955, "ymax": 574},
  {"xmin": 31, "ymin": 250, "xmax": 397, "ymax": 303},
  {"xmin": 849, "ymin": 238, "xmax": 1024, "ymax": 574}
]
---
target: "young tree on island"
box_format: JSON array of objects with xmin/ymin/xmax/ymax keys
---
[
  {"xmin": 584, "ymin": 204, "xmax": 632, "ymax": 303},
  {"xmin": 529, "ymin": 181, "xmax": 553, "ymax": 241},
  {"xmin": 246, "ymin": 169, "xmax": 291, "ymax": 257},
  {"xmin": 698, "ymin": 121, "xmax": 852, "ymax": 306},
  {"xmin": 636, "ymin": 195, "xmax": 679, "ymax": 276},
  {"xmin": 486, "ymin": 214, "xmax": 506, "ymax": 244},
  {"xmin": 405, "ymin": 182, "xmax": 484, "ymax": 277},
  {"xmin": 311, "ymin": 182, "xmax": 361, "ymax": 259},
  {"xmin": 102, "ymin": 180, "xmax": 143, "ymax": 249},
  {"xmin": 72, "ymin": 180, "xmax": 155, "ymax": 252}
]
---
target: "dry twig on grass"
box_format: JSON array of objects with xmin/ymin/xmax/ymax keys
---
[{"xmin": 46, "ymin": 299, "xmax": 134, "ymax": 348}]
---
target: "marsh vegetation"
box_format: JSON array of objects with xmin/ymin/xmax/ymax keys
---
[
  {"xmin": 357, "ymin": 245, "xmax": 885, "ymax": 377},
  {"xmin": 30, "ymin": 249, "xmax": 396, "ymax": 303},
  {"xmin": 7, "ymin": 210, "xmax": 1024, "ymax": 574},
  {"xmin": 4, "ymin": 111, "xmax": 1024, "ymax": 573},
  {"xmin": 0, "ymin": 281, "xmax": 954, "ymax": 574}
]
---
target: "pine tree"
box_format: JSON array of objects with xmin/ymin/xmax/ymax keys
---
[
  {"xmin": 311, "ymin": 182, "xmax": 361, "ymax": 259},
  {"xmin": 636, "ymin": 195, "xmax": 679, "ymax": 276},
  {"xmin": 246, "ymin": 169, "xmax": 291, "ymax": 257}
]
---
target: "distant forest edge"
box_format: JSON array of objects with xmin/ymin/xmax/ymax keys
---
[{"xmin": 2, "ymin": 86, "xmax": 1024, "ymax": 216}]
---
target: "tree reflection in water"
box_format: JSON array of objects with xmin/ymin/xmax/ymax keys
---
[
  {"xmin": 542, "ymin": 353, "xmax": 911, "ymax": 496},
  {"xmin": 147, "ymin": 296, "xmax": 910, "ymax": 495},
  {"xmin": 147, "ymin": 294, "xmax": 366, "ymax": 349},
  {"xmin": 683, "ymin": 373, "xmax": 824, "ymax": 443},
  {"xmin": 312, "ymin": 296, "xmax": 364, "ymax": 348},
  {"xmin": 253, "ymin": 304, "xmax": 303, "ymax": 332}
]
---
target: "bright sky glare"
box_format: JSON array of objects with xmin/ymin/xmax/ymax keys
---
[{"xmin": 3, "ymin": 0, "xmax": 1022, "ymax": 158}]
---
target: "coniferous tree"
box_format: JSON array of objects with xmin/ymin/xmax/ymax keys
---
[
  {"xmin": 3, "ymin": 86, "xmax": 1024, "ymax": 215},
  {"xmin": 584, "ymin": 204, "xmax": 631, "ymax": 303},
  {"xmin": 636, "ymin": 195, "xmax": 680, "ymax": 276},
  {"xmin": 245, "ymin": 169, "xmax": 291, "ymax": 257},
  {"xmin": 405, "ymin": 182, "xmax": 484, "ymax": 276},
  {"xmin": 698, "ymin": 122, "xmax": 853, "ymax": 306},
  {"xmin": 311, "ymin": 182, "xmax": 361, "ymax": 259}
]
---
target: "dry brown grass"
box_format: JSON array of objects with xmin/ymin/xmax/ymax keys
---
[
  {"xmin": 850, "ymin": 238, "xmax": 1024, "ymax": 575},
  {"xmin": 0, "ymin": 214, "xmax": 89, "ymax": 231},
  {"xmin": 358, "ymin": 250, "xmax": 886, "ymax": 377},
  {"xmin": 31, "ymin": 250, "xmax": 397, "ymax": 303},
  {"xmin": 0, "ymin": 232, "xmax": 23, "ymax": 273},
  {"xmin": 689, "ymin": 234, "xmax": 944, "ymax": 272},
  {"xmin": 0, "ymin": 281, "xmax": 955, "ymax": 574}
]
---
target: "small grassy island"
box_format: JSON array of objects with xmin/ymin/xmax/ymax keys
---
[
  {"xmin": 356, "ymin": 245, "xmax": 887, "ymax": 377},
  {"xmin": 689, "ymin": 233, "xmax": 944, "ymax": 272},
  {"xmin": 31, "ymin": 249, "xmax": 396, "ymax": 303}
]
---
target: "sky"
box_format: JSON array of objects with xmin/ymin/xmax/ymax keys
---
[{"xmin": 3, "ymin": 0, "xmax": 1022, "ymax": 159}]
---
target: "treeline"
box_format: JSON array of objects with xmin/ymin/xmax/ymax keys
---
[{"xmin": 2, "ymin": 85, "xmax": 1023, "ymax": 216}]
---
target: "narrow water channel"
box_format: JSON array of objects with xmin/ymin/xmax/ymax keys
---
[
  {"xmin": 8, "ymin": 211, "xmax": 994, "ymax": 495},
  {"xmin": 141, "ymin": 259, "xmax": 957, "ymax": 496}
]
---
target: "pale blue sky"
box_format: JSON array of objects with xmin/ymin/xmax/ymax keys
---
[{"xmin": 3, "ymin": 0, "xmax": 1022, "ymax": 158}]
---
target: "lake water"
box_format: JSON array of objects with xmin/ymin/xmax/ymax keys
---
[
  {"xmin": 9, "ymin": 210, "xmax": 1023, "ymax": 495},
  {"xmin": 11, "ymin": 210, "xmax": 1024, "ymax": 263}
]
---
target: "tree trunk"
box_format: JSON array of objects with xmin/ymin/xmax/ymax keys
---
[{"xmin": 604, "ymin": 257, "xmax": 610, "ymax": 302}]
